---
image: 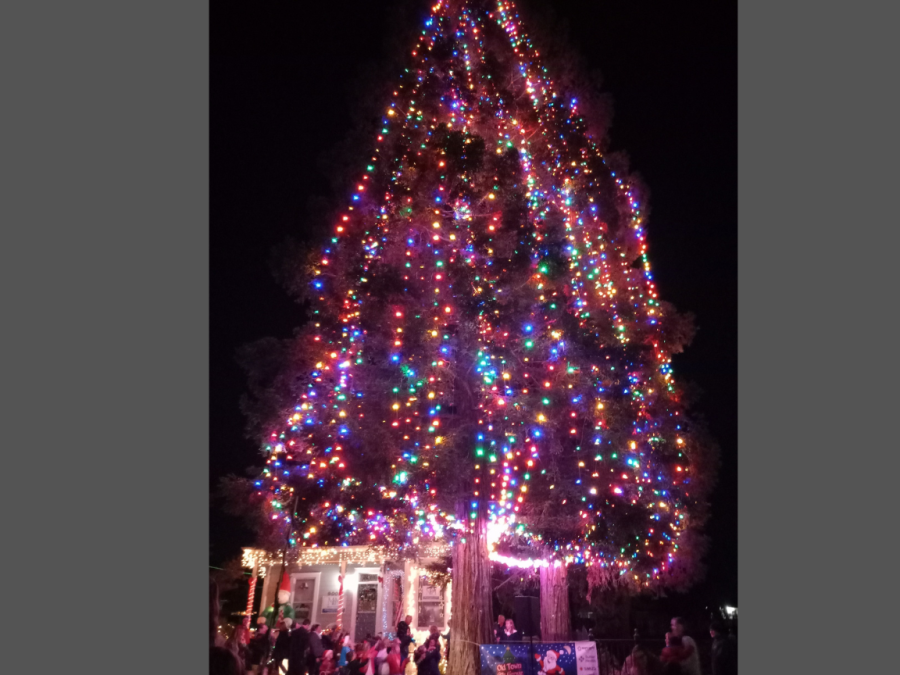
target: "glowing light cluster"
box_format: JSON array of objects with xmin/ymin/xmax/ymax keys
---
[{"xmin": 242, "ymin": 543, "xmax": 451, "ymax": 571}]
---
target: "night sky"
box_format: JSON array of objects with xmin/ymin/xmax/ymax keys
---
[{"xmin": 211, "ymin": 0, "xmax": 736, "ymax": 606}]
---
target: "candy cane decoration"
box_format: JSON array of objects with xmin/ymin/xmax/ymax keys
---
[
  {"xmin": 336, "ymin": 559, "xmax": 346, "ymax": 631},
  {"xmin": 246, "ymin": 561, "xmax": 259, "ymax": 621}
]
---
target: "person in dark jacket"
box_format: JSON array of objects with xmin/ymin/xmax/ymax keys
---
[
  {"xmin": 417, "ymin": 638, "xmax": 441, "ymax": 675},
  {"xmin": 289, "ymin": 619, "xmax": 312, "ymax": 675},
  {"xmin": 273, "ymin": 618, "xmax": 294, "ymax": 674},
  {"xmin": 710, "ymin": 621, "xmax": 737, "ymax": 675},
  {"xmin": 248, "ymin": 624, "xmax": 272, "ymax": 672},
  {"xmin": 211, "ymin": 645, "xmax": 244, "ymax": 675},
  {"xmin": 347, "ymin": 643, "xmax": 370, "ymax": 675},
  {"xmin": 499, "ymin": 619, "xmax": 521, "ymax": 643},
  {"xmin": 322, "ymin": 625, "xmax": 335, "ymax": 652},
  {"xmin": 308, "ymin": 624, "xmax": 326, "ymax": 675},
  {"xmin": 493, "ymin": 615, "xmax": 506, "ymax": 643},
  {"xmin": 397, "ymin": 614, "xmax": 413, "ymax": 656}
]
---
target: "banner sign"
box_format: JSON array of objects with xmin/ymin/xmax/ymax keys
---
[
  {"xmin": 479, "ymin": 643, "xmax": 533, "ymax": 675},
  {"xmin": 572, "ymin": 642, "xmax": 599, "ymax": 675},
  {"xmin": 321, "ymin": 590, "xmax": 340, "ymax": 614},
  {"xmin": 480, "ymin": 642, "xmax": 598, "ymax": 675}
]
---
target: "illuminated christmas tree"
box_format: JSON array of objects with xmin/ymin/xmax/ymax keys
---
[{"xmin": 242, "ymin": 0, "xmax": 716, "ymax": 671}]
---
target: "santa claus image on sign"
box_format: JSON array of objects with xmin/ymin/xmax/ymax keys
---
[{"xmin": 534, "ymin": 650, "xmax": 564, "ymax": 675}]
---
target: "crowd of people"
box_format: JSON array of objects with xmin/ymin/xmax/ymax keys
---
[
  {"xmin": 211, "ymin": 582, "xmax": 735, "ymax": 675},
  {"xmin": 212, "ymin": 612, "xmax": 450, "ymax": 675},
  {"xmin": 213, "ymin": 613, "xmax": 734, "ymax": 675},
  {"xmin": 618, "ymin": 617, "xmax": 737, "ymax": 675},
  {"xmin": 492, "ymin": 615, "xmax": 523, "ymax": 643},
  {"xmin": 485, "ymin": 612, "xmax": 736, "ymax": 675}
]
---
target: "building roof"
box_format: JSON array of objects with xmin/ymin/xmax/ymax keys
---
[{"xmin": 242, "ymin": 543, "xmax": 450, "ymax": 575}]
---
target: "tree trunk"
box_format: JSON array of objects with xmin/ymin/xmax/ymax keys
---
[
  {"xmin": 447, "ymin": 512, "xmax": 492, "ymax": 675},
  {"xmin": 539, "ymin": 563, "xmax": 570, "ymax": 642}
]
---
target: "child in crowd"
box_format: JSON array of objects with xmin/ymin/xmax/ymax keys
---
[
  {"xmin": 660, "ymin": 633, "xmax": 689, "ymax": 674},
  {"xmin": 348, "ymin": 643, "xmax": 371, "ymax": 675},
  {"xmin": 320, "ymin": 649, "xmax": 337, "ymax": 675}
]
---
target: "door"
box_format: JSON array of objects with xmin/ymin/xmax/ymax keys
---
[
  {"xmin": 417, "ymin": 579, "xmax": 444, "ymax": 630},
  {"xmin": 354, "ymin": 573, "xmax": 379, "ymax": 641},
  {"xmin": 291, "ymin": 574, "xmax": 319, "ymax": 623}
]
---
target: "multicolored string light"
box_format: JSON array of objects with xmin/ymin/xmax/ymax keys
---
[{"xmin": 250, "ymin": 0, "xmax": 710, "ymax": 589}]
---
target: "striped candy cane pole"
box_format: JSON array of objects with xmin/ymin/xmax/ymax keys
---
[
  {"xmin": 246, "ymin": 561, "xmax": 259, "ymax": 621},
  {"xmin": 336, "ymin": 559, "xmax": 347, "ymax": 632}
]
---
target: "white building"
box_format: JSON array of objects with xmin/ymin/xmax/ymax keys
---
[{"xmin": 243, "ymin": 544, "xmax": 451, "ymax": 643}]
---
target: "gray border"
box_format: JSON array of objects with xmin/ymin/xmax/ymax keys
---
[
  {"xmin": 739, "ymin": 0, "xmax": 895, "ymax": 672},
  {"xmin": 2, "ymin": 1, "xmax": 208, "ymax": 671},
  {"xmin": 4, "ymin": 0, "xmax": 895, "ymax": 672}
]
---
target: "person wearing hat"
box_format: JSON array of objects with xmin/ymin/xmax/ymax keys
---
[{"xmin": 264, "ymin": 574, "xmax": 297, "ymax": 629}]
